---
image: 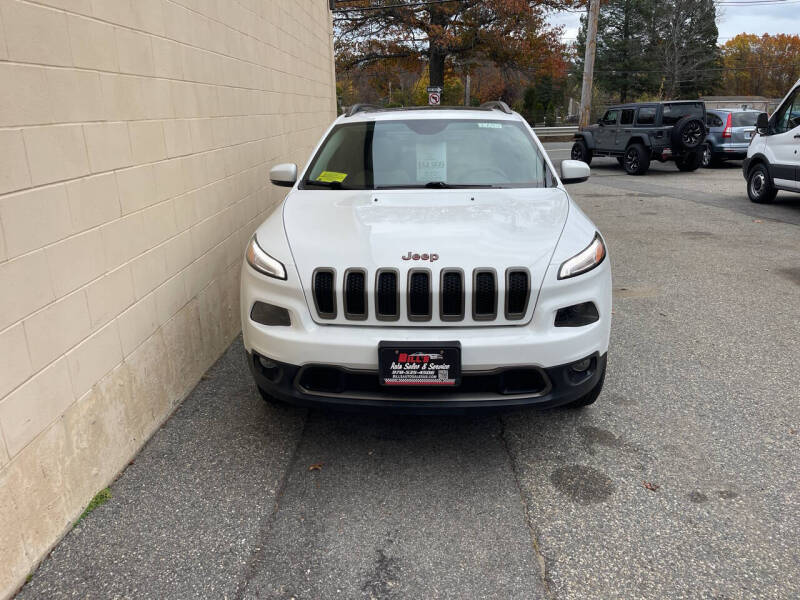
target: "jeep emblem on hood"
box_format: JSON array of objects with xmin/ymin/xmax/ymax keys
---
[{"xmin": 402, "ymin": 252, "xmax": 439, "ymax": 262}]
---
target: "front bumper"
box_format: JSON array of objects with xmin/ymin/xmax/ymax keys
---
[{"xmin": 248, "ymin": 350, "xmax": 607, "ymax": 412}]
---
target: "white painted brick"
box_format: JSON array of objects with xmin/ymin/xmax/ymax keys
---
[
  {"xmin": 0, "ymin": 184, "xmax": 71, "ymax": 259},
  {"xmin": 0, "ymin": 357, "xmax": 73, "ymax": 457},
  {"xmin": 100, "ymin": 73, "xmax": 145, "ymax": 122},
  {"xmin": 162, "ymin": 119, "xmax": 193, "ymax": 158},
  {"xmin": 23, "ymin": 289, "xmax": 91, "ymax": 372},
  {"xmin": 130, "ymin": 0, "xmax": 164, "ymax": 35},
  {"xmin": 101, "ymin": 211, "xmax": 146, "ymax": 270},
  {"xmin": 36, "ymin": 0, "xmax": 91, "ymax": 14},
  {"xmin": 67, "ymin": 14, "xmax": 118, "ymax": 72},
  {"xmin": 89, "ymin": 0, "xmax": 132, "ymax": 27},
  {"xmin": 0, "ymin": 130, "xmax": 31, "ymax": 195},
  {"xmin": 84, "ymin": 122, "xmax": 133, "ymax": 173},
  {"xmin": 0, "ymin": 251, "xmax": 55, "ymax": 331},
  {"xmin": 45, "ymin": 229, "xmax": 106, "ymax": 297},
  {"xmin": 0, "ymin": 63, "xmax": 51, "ymax": 127},
  {"xmin": 154, "ymin": 272, "xmax": 187, "ymax": 325},
  {"xmin": 128, "ymin": 121, "xmax": 167, "ymax": 165},
  {"xmin": 139, "ymin": 200, "xmax": 177, "ymax": 249},
  {"xmin": 0, "ymin": 0, "xmax": 72, "ymax": 67},
  {"xmin": 47, "ymin": 68, "xmax": 104, "ymax": 125},
  {"xmin": 151, "ymin": 37, "xmax": 183, "ymax": 80},
  {"xmin": 0, "ymin": 323, "xmax": 33, "ymax": 399},
  {"xmin": 0, "ymin": 7, "xmax": 6, "ymax": 60},
  {"xmin": 116, "ymin": 164, "xmax": 158, "ymax": 215},
  {"xmin": 117, "ymin": 292, "xmax": 158, "ymax": 356},
  {"xmin": 23, "ymin": 125, "xmax": 90, "ymax": 186},
  {"xmin": 130, "ymin": 245, "xmax": 167, "ymax": 299},
  {"xmin": 154, "ymin": 159, "xmax": 186, "ymax": 201},
  {"xmin": 85, "ymin": 264, "xmax": 135, "ymax": 329},
  {"xmin": 140, "ymin": 77, "xmax": 174, "ymax": 120},
  {"xmin": 65, "ymin": 172, "xmax": 121, "ymax": 234},
  {"xmin": 163, "ymin": 229, "xmax": 193, "ymax": 277},
  {"xmin": 66, "ymin": 320, "xmax": 122, "ymax": 398},
  {"xmin": 115, "ymin": 27, "xmax": 154, "ymax": 76}
]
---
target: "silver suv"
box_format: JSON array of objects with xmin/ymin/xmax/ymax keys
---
[{"xmin": 702, "ymin": 109, "xmax": 760, "ymax": 168}]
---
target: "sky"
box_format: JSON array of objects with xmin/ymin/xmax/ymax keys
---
[{"xmin": 548, "ymin": 2, "xmax": 800, "ymax": 46}]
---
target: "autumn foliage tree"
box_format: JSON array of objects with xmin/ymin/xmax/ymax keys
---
[
  {"xmin": 720, "ymin": 34, "xmax": 800, "ymax": 98},
  {"xmin": 334, "ymin": 0, "xmax": 579, "ymax": 92}
]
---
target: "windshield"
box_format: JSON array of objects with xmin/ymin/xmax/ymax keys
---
[
  {"xmin": 732, "ymin": 112, "xmax": 758, "ymax": 127},
  {"xmin": 302, "ymin": 119, "xmax": 550, "ymax": 190}
]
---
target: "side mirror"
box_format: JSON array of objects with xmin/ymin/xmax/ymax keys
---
[
  {"xmin": 270, "ymin": 163, "xmax": 297, "ymax": 187},
  {"xmin": 561, "ymin": 160, "xmax": 590, "ymax": 184},
  {"xmin": 756, "ymin": 112, "xmax": 769, "ymax": 132}
]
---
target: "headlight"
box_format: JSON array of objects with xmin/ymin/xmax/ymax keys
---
[
  {"xmin": 558, "ymin": 233, "xmax": 606, "ymax": 279},
  {"xmin": 245, "ymin": 236, "xmax": 287, "ymax": 280}
]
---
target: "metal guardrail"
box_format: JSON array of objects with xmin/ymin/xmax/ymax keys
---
[{"xmin": 532, "ymin": 126, "xmax": 578, "ymax": 137}]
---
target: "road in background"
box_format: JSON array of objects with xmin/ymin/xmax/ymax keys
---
[{"xmin": 18, "ymin": 152, "xmax": 800, "ymax": 599}]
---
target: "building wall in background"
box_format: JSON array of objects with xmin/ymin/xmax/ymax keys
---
[{"xmin": 0, "ymin": 1, "xmax": 335, "ymax": 596}]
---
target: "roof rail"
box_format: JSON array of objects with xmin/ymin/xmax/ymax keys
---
[
  {"xmin": 345, "ymin": 103, "xmax": 384, "ymax": 117},
  {"xmin": 480, "ymin": 101, "xmax": 512, "ymax": 114}
]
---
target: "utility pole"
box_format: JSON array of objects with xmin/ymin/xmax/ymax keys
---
[
  {"xmin": 464, "ymin": 74, "xmax": 471, "ymax": 106},
  {"xmin": 579, "ymin": 0, "xmax": 600, "ymax": 129}
]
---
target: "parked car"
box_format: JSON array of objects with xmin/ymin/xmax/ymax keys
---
[
  {"xmin": 571, "ymin": 101, "xmax": 708, "ymax": 175},
  {"xmin": 744, "ymin": 78, "xmax": 800, "ymax": 203},
  {"xmin": 702, "ymin": 109, "xmax": 761, "ymax": 167},
  {"xmin": 241, "ymin": 102, "xmax": 611, "ymax": 411}
]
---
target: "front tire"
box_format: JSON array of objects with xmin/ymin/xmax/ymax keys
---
[
  {"xmin": 676, "ymin": 150, "xmax": 702, "ymax": 172},
  {"xmin": 623, "ymin": 143, "xmax": 650, "ymax": 175},
  {"xmin": 747, "ymin": 164, "xmax": 778, "ymax": 204},
  {"xmin": 566, "ymin": 365, "xmax": 606, "ymax": 408},
  {"xmin": 616, "ymin": 157, "xmax": 625, "ymax": 168},
  {"xmin": 571, "ymin": 140, "xmax": 592, "ymax": 165}
]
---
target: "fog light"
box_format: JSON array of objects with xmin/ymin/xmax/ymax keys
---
[
  {"xmin": 250, "ymin": 301, "xmax": 291, "ymax": 326},
  {"xmin": 255, "ymin": 354, "xmax": 282, "ymax": 383},
  {"xmin": 570, "ymin": 358, "xmax": 592, "ymax": 373}
]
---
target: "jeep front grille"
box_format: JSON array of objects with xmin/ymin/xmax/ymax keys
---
[
  {"xmin": 310, "ymin": 267, "xmax": 533, "ymax": 324},
  {"xmin": 344, "ymin": 269, "xmax": 367, "ymax": 320},
  {"xmin": 505, "ymin": 269, "xmax": 530, "ymax": 320},
  {"xmin": 375, "ymin": 269, "xmax": 399, "ymax": 320},
  {"xmin": 407, "ymin": 270, "xmax": 432, "ymax": 320},
  {"xmin": 473, "ymin": 270, "xmax": 497, "ymax": 320},
  {"xmin": 312, "ymin": 269, "xmax": 336, "ymax": 319}
]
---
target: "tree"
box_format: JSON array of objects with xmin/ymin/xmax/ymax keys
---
[
  {"xmin": 334, "ymin": 0, "xmax": 579, "ymax": 90},
  {"xmin": 720, "ymin": 34, "xmax": 800, "ymax": 98},
  {"xmin": 574, "ymin": 0, "xmax": 719, "ymax": 101}
]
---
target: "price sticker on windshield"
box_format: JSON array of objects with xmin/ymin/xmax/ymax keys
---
[{"xmin": 416, "ymin": 141, "xmax": 447, "ymax": 182}]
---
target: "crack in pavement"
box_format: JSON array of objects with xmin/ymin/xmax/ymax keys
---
[
  {"xmin": 233, "ymin": 408, "xmax": 310, "ymax": 600},
  {"xmin": 498, "ymin": 415, "xmax": 554, "ymax": 599}
]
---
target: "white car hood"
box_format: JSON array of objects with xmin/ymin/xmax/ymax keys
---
[{"xmin": 283, "ymin": 187, "xmax": 570, "ymax": 325}]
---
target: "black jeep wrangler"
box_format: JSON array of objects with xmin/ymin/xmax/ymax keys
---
[{"xmin": 571, "ymin": 101, "xmax": 707, "ymax": 175}]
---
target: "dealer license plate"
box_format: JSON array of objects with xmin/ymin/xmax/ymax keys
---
[{"xmin": 378, "ymin": 342, "xmax": 461, "ymax": 387}]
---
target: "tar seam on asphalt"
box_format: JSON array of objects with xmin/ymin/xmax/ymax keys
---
[
  {"xmin": 497, "ymin": 416, "xmax": 554, "ymax": 599},
  {"xmin": 233, "ymin": 409, "xmax": 311, "ymax": 600}
]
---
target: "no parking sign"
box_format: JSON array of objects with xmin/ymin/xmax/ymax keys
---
[{"xmin": 427, "ymin": 86, "xmax": 442, "ymax": 106}]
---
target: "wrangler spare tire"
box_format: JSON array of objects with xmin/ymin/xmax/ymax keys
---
[{"xmin": 671, "ymin": 116, "xmax": 706, "ymax": 152}]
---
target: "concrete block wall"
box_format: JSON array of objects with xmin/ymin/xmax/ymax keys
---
[{"xmin": 0, "ymin": 1, "xmax": 336, "ymax": 596}]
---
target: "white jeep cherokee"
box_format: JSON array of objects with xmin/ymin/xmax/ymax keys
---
[{"xmin": 240, "ymin": 102, "xmax": 611, "ymax": 411}]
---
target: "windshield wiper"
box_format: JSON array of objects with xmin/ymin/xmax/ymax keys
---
[
  {"xmin": 375, "ymin": 182, "xmax": 499, "ymax": 190},
  {"xmin": 304, "ymin": 179, "xmax": 353, "ymax": 189}
]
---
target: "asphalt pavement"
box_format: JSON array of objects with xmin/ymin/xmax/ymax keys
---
[{"xmin": 17, "ymin": 146, "xmax": 800, "ymax": 599}]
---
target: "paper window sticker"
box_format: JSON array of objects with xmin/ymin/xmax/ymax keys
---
[
  {"xmin": 316, "ymin": 171, "xmax": 348, "ymax": 183},
  {"xmin": 416, "ymin": 141, "xmax": 447, "ymax": 182}
]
